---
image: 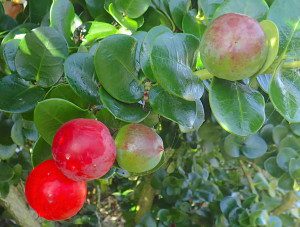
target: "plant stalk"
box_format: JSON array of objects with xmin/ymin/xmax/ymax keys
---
[
  {"xmin": 0, "ymin": 184, "xmax": 41, "ymax": 227},
  {"xmin": 272, "ymin": 191, "xmax": 298, "ymax": 215}
]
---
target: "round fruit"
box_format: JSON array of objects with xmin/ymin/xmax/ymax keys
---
[
  {"xmin": 52, "ymin": 118, "xmax": 116, "ymax": 181},
  {"xmin": 115, "ymin": 124, "xmax": 164, "ymax": 173},
  {"xmin": 200, "ymin": 13, "xmax": 268, "ymax": 81},
  {"xmin": 25, "ymin": 160, "xmax": 87, "ymax": 221}
]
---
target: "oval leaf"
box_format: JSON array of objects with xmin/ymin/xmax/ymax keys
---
[
  {"xmin": 209, "ymin": 78, "xmax": 265, "ymax": 136},
  {"xmin": 115, "ymin": 0, "xmax": 151, "ymax": 19},
  {"xmin": 31, "ymin": 137, "xmax": 52, "ymax": 167},
  {"xmin": 15, "ymin": 27, "xmax": 68, "ymax": 87},
  {"xmin": 94, "ymin": 34, "xmax": 144, "ymax": 103},
  {"xmin": 34, "ymin": 98, "xmax": 94, "ymax": 144},
  {"xmin": 99, "ymin": 87, "xmax": 149, "ymax": 123}
]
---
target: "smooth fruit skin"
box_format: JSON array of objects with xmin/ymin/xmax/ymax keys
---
[
  {"xmin": 200, "ymin": 13, "xmax": 268, "ymax": 81},
  {"xmin": 52, "ymin": 119, "xmax": 116, "ymax": 181},
  {"xmin": 25, "ymin": 160, "xmax": 87, "ymax": 221},
  {"xmin": 115, "ymin": 124, "xmax": 164, "ymax": 173}
]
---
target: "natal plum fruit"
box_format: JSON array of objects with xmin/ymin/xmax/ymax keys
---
[
  {"xmin": 52, "ymin": 118, "xmax": 116, "ymax": 181},
  {"xmin": 115, "ymin": 124, "xmax": 164, "ymax": 173},
  {"xmin": 200, "ymin": 13, "xmax": 268, "ymax": 81},
  {"xmin": 25, "ymin": 160, "xmax": 87, "ymax": 221}
]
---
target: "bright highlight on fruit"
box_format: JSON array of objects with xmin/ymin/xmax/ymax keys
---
[
  {"xmin": 115, "ymin": 124, "xmax": 164, "ymax": 173},
  {"xmin": 200, "ymin": 13, "xmax": 268, "ymax": 81},
  {"xmin": 52, "ymin": 118, "xmax": 116, "ymax": 181},
  {"xmin": 25, "ymin": 160, "xmax": 87, "ymax": 221}
]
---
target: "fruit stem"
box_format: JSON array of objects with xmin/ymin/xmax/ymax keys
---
[
  {"xmin": 135, "ymin": 175, "xmax": 155, "ymax": 224},
  {"xmin": 193, "ymin": 69, "xmax": 214, "ymax": 80},
  {"xmin": 0, "ymin": 184, "xmax": 41, "ymax": 227}
]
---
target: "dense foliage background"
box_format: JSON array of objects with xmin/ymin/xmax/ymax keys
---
[{"xmin": 0, "ymin": 0, "xmax": 299, "ymax": 226}]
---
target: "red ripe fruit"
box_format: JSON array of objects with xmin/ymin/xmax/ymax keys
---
[
  {"xmin": 52, "ymin": 118, "xmax": 116, "ymax": 181},
  {"xmin": 25, "ymin": 160, "xmax": 87, "ymax": 221}
]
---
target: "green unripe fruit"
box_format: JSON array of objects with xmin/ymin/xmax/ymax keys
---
[
  {"xmin": 200, "ymin": 13, "xmax": 268, "ymax": 81},
  {"xmin": 115, "ymin": 124, "xmax": 164, "ymax": 173}
]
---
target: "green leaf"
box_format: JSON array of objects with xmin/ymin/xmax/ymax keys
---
[
  {"xmin": 224, "ymin": 134, "xmax": 243, "ymax": 158},
  {"xmin": 108, "ymin": 3, "xmax": 143, "ymax": 31},
  {"xmin": 272, "ymin": 124, "xmax": 289, "ymax": 145},
  {"xmin": 149, "ymin": 86, "xmax": 204, "ymax": 132},
  {"xmin": 209, "ymin": 78, "xmax": 265, "ymax": 136},
  {"xmin": 99, "ymin": 87, "xmax": 149, "ymax": 123},
  {"xmin": 94, "ymin": 34, "xmax": 144, "ymax": 103},
  {"xmin": 241, "ymin": 135, "xmax": 267, "ymax": 159},
  {"xmin": 140, "ymin": 25, "xmax": 172, "ymax": 81},
  {"xmin": 150, "ymin": 32, "xmax": 204, "ymax": 101},
  {"xmin": 264, "ymin": 157, "xmax": 284, "ymax": 178},
  {"xmin": 276, "ymin": 147, "xmax": 299, "ymax": 172},
  {"xmin": 115, "ymin": 0, "xmax": 151, "ymax": 19},
  {"xmin": 0, "ymin": 144, "xmax": 17, "ymax": 160},
  {"xmin": 82, "ymin": 22, "xmax": 118, "ymax": 45},
  {"xmin": 257, "ymin": 20, "xmax": 279, "ymax": 74},
  {"xmin": 64, "ymin": 52, "xmax": 100, "ymax": 104},
  {"xmin": 278, "ymin": 173, "xmax": 294, "ymax": 190},
  {"xmin": 28, "ymin": 0, "xmax": 52, "ymax": 24},
  {"xmin": 168, "ymin": 0, "xmax": 191, "ymax": 29},
  {"xmin": 0, "ymin": 162, "xmax": 14, "ymax": 182},
  {"xmin": 50, "ymin": 0, "xmax": 75, "ymax": 45},
  {"xmin": 45, "ymin": 83, "xmax": 88, "ymax": 109},
  {"xmin": 256, "ymin": 74, "xmax": 271, "ymax": 93},
  {"xmin": 96, "ymin": 108, "xmax": 126, "ymax": 130},
  {"xmin": 15, "ymin": 27, "xmax": 68, "ymax": 87},
  {"xmin": 11, "ymin": 119, "xmax": 25, "ymax": 146},
  {"xmin": 269, "ymin": 68, "xmax": 300, "ymax": 122},
  {"xmin": 31, "ymin": 137, "xmax": 52, "ymax": 167},
  {"xmin": 34, "ymin": 98, "xmax": 94, "ymax": 144},
  {"xmin": 182, "ymin": 9, "xmax": 206, "ymax": 38},
  {"xmin": 268, "ymin": 0, "xmax": 300, "ymax": 57},
  {"xmin": 0, "ymin": 75, "xmax": 45, "ymax": 113},
  {"xmin": 289, "ymin": 158, "xmax": 300, "ymax": 180},
  {"xmin": 0, "ymin": 115, "xmax": 13, "ymax": 145},
  {"xmin": 1, "ymin": 23, "xmax": 36, "ymax": 45},
  {"xmin": 0, "ymin": 15, "xmax": 17, "ymax": 32},
  {"xmin": 213, "ymin": 0, "xmax": 269, "ymax": 21},
  {"xmin": 290, "ymin": 123, "xmax": 300, "ymax": 136},
  {"xmin": 0, "ymin": 182, "xmax": 9, "ymax": 198},
  {"xmin": 220, "ymin": 196, "xmax": 238, "ymax": 218},
  {"xmin": 279, "ymin": 135, "xmax": 300, "ymax": 151},
  {"xmin": 2, "ymin": 39, "xmax": 20, "ymax": 72},
  {"xmin": 198, "ymin": 0, "xmax": 224, "ymax": 20},
  {"xmin": 85, "ymin": 0, "xmax": 108, "ymax": 19}
]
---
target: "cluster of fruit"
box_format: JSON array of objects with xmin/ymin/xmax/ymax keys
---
[{"xmin": 25, "ymin": 119, "xmax": 164, "ymax": 220}]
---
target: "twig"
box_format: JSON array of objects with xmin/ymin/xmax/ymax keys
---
[
  {"xmin": 272, "ymin": 191, "xmax": 298, "ymax": 215},
  {"xmin": 239, "ymin": 160, "xmax": 259, "ymax": 200}
]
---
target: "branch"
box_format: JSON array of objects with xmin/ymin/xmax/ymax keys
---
[
  {"xmin": 0, "ymin": 184, "xmax": 41, "ymax": 227},
  {"xmin": 239, "ymin": 160, "xmax": 259, "ymax": 200},
  {"xmin": 135, "ymin": 175, "xmax": 155, "ymax": 224},
  {"xmin": 272, "ymin": 191, "xmax": 298, "ymax": 215}
]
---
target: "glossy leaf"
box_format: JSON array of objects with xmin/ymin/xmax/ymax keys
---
[
  {"xmin": 276, "ymin": 147, "xmax": 299, "ymax": 172},
  {"xmin": 278, "ymin": 173, "xmax": 294, "ymax": 190},
  {"xmin": 290, "ymin": 123, "xmax": 300, "ymax": 136},
  {"xmin": 28, "ymin": 0, "xmax": 52, "ymax": 24},
  {"xmin": 241, "ymin": 135, "xmax": 267, "ymax": 159},
  {"xmin": 82, "ymin": 22, "xmax": 118, "ymax": 45},
  {"xmin": 2, "ymin": 39, "xmax": 20, "ymax": 72},
  {"xmin": 213, "ymin": 0, "xmax": 269, "ymax": 21},
  {"xmin": 150, "ymin": 32, "xmax": 204, "ymax": 101},
  {"xmin": 264, "ymin": 157, "xmax": 284, "ymax": 178},
  {"xmin": 0, "ymin": 144, "xmax": 17, "ymax": 160},
  {"xmin": 0, "ymin": 163, "xmax": 14, "ymax": 182},
  {"xmin": 115, "ymin": 0, "xmax": 151, "ymax": 19},
  {"xmin": 99, "ymin": 87, "xmax": 149, "ymax": 123},
  {"xmin": 94, "ymin": 34, "xmax": 144, "ymax": 103},
  {"xmin": 257, "ymin": 20, "xmax": 279, "ymax": 74},
  {"xmin": 108, "ymin": 3, "xmax": 143, "ymax": 31},
  {"xmin": 209, "ymin": 78, "xmax": 265, "ymax": 136},
  {"xmin": 140, "ymin": 25, "xmax": 172, "ymax": 81},
  {"xmin": 289, "ymin": 158, "xmax": 300, "ymax": 180},
  {"xmin": 268, "ymin": 0, "xmax": 300, "ymax": 57},
  {"xmin": 182, "ymin": 9, "xmax": 206, "ymax": 38},
  {"xmin": 85, "ymin": 0, "xmax": 108, "ymax": 19},
  {"xmin": 269, "ymin": 68, "xmax": 300, "ymax": 122},
  {"xmin": 149, "ymin": 86, "xmax": 204, "ymax": 132},
  {"xmin": 64, "ymin": 52, "xmax": 100, "ymax": 104},
  {"xmin": 31, "ymin": 137, "xmax": 52, "ymax": 167},
  {"xmin": 256, "ymin": 74, "xmax": 271, "ymax": 93},
  {"xmin": 34, "ymin": 98, "xmax": 94, "ymax": 144},
  {"xmin": 198, "ymin": 0, "xmax": 224, "ymax": 20},
  {"xmin": 15, "ymin": 27, "xmax": 68, "ymax": 87},
  {"xmin": 0, "ymin": 75, "xmax": 45, "ymax": 113},
  {"xmin": 45, "ymin": 83, "xmax": 88, "ymax": 108},
  {"xmin": 220, "ymin": 196, "xmax": 238, "ymax": 218},
  {"xmin": 50, "ymin": 0, "xmax": 75, "ymax": 45},
  {"xmin": 168, "ymin": 0, "xmax": 191, "ymax": 29},
  {"xmin": 1, "ymin": 23, "xmax": 36, "ymax": 45}
]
